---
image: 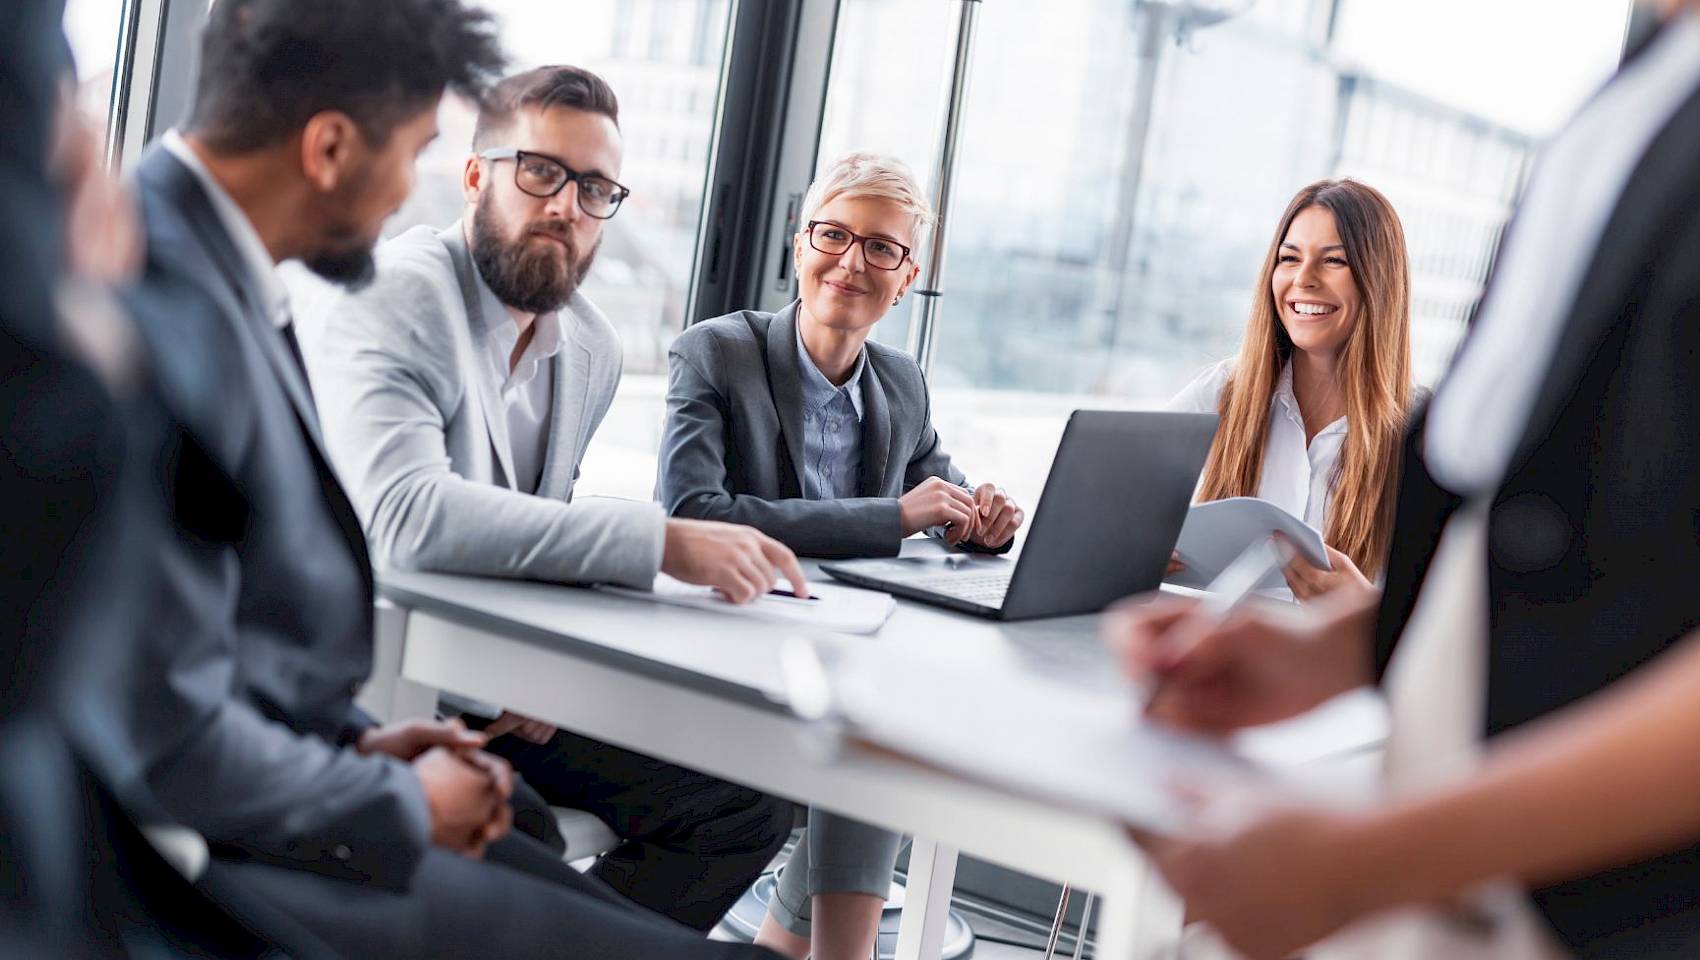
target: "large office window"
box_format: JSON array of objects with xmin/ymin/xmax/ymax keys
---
[
  {"xmin": 815, "ymin": 0, "xmax": 1630, "ymax": 508},
  {"xmin": 368, "ymin": 0, "xmax": 732, "ymax": 501},
  {"xmin": 62, "ymin": 0, "xmax": 129, "ymax": 143}
]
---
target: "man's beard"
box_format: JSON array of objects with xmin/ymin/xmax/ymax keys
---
[
  {"xmin": 304, "ymin": 242, "xmax": 377, "ymax": 290},
  {"xmin": 303, "ymin": 177, "xmax": 379, "ymax": 290},
  {"xmin": 470, "ymin": 194, "xmax": 597, "ymax": 316}
]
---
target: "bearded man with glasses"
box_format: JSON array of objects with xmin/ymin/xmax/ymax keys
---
[{"xmin": 295, "ymin": 64, "xmax": 801, "ymax": 933}]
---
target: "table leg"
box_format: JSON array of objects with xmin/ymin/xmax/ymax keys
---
[
  {"xmin": 894, "ymin": 839, "xmax": 959, "ymax": 960},
  {"xmin": 361, "ymin": 600, "xmax": 438, "ymax": 722}
]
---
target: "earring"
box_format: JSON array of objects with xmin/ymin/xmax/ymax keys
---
[{"xmin": 892, "ymin": 295, "xmax": 901, "ymax": 306}]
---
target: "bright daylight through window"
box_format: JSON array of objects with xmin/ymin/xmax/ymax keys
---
[
  {"xmin": 275, "ymin": 0, "xmax": 1629, "ymax": 510},
  {"xmin": 817, "ymin": 0, "xmax": 1629, "ymax": 507}
]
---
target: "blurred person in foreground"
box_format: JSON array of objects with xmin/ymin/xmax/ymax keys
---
[
  {"xmin": 1110, "ymin": 2, "xmax": 1700, "ymax": 957},
  {"xmin": 3, "ymin": 1, "xmax": 321, "ymax": 955}
]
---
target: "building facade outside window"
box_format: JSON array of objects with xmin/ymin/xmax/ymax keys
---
[
  {"xmin": 62, "ymin": 0, "xmax": 128, "ymax": 147},
  {"xmin": 814, "ymin": 0, "xmax": 1628, "ymax": 507}
]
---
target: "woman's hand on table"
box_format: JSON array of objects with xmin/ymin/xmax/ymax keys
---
[{"xmin": 967, "ymin": 483, "xmax": 1023, "ymax": 549}]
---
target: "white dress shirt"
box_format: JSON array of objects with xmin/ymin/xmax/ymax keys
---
[
  {"xmin": 1168, "ymin": 358, "xmax": 1345, "ymax": 532},
  {"xmin": 471, "ymin": 272, "xmax": 564, "ymax": 496},
  {"xmin": 1425, "ymin": 11, "xmax": 1700, "ymax": 496},
  {"xmin": 160, "ymin": 130, "xmax": 291, "ymax": 328}
]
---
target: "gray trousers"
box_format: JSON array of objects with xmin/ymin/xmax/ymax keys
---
[
  {"xmin": 204, "ymin": 831, "xmax": 783, "ymax": 959},
  {"xmin": 768, "ymin": 809, "xmax": 904, "ymax": 937}
]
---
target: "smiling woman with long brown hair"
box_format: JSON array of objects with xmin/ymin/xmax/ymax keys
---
[{"xmin": 1170, "ymin": 177, "xmax": 1414, "ymax": 595}]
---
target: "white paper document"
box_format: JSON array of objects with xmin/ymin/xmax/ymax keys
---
[
  {"xmin": 827, "ymin": 642, "xmax": 1387, "ymax": 832},
  {"xmin": 1169, "ymin": 496, "xmax": 1330, "ymax": 590},
  {"xmin": 829, "ymin": 643, "xmax": 1264, "ymax": 832},
  {"xmin": 601, "ymin": 575, "xmax": 896, "ymax": 635}
]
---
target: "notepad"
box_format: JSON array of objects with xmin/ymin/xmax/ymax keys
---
[
  {"xmin": 600, "ymin": 575, "xmax": 897, "ymax": 635},
  {"xmin": 1168, "ymin": 497, "xmax": 1330, "ymax": 591}
]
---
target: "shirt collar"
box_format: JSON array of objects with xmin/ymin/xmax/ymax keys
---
[
  {"xmin": 1275, "ymin": 360, "xmax": 1348, "ymax": 438},
  {"xmin": 471, "ymin": 260, "xmax": 566, "ymax": 384},
  {"xmin": 795, "ymin": 320, "xmax": 865, "ymax": 421},
  {"xmin": 161, "ymin": 129, "xmax": 291, "ymax": 327}
]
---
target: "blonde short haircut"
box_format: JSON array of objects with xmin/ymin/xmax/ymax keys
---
[{"xmin": 800, "ymin": 152, "xmax": 936, "ymax": 259}]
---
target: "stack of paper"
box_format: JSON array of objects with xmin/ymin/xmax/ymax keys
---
[
  {"xmin": 601, "ymin": 575, "xmax": 897, "ymax": 635},
  {"xmin": 1169, "ymin": 497, "xmax": 1330, "ymax": 591}
]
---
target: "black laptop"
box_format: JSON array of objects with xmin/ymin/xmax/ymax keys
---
[{"xmin": 819, "ymin": 410, "xmax": 1218, "ymax": 621}]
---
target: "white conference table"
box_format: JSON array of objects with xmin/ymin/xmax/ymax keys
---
[{"xmin": 370, "ymin": 541, "xmax": 1385, "ymax": 960}]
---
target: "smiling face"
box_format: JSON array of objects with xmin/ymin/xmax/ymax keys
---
[
  {"xmin": 793, "ymin": 194, "xmax": 920, "ymax": 334},
  {"xmin": 464, "ymin": 105, "xmax": 622, "ymax": 314},
  {"xmin": 1270, "ymin": 204, "xmax": 1362, "ymax": 361}
]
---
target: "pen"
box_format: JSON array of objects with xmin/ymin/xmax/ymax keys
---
[
  {"xmin": 1141, "ymin": 536, "xmax": 1287, "ymax": 709},
  {"xmin": 766, "ymin": 588, "xmax": 819, "ymax": 603}
]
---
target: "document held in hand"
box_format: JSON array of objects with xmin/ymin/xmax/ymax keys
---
[
  {"xmin": 601, "ymin": 575, "xmax": 897, "ymax": 635},
  {"xmin": 1168, "ymin": 496, "xmax": 1330, "ymax": 591}
]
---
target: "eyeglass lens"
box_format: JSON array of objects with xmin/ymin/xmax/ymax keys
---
[
  {"xmin": 514, "ymin": 153, "xmax": 623, "ymax": 218},
  {"xmin": 809, "ymin": 222, "xmax": 905, "ymax": 269}
]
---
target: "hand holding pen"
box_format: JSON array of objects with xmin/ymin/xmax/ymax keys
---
[{"xmin": 1104, "ymin": 537, "xmax": 1372, "ymax": 734}]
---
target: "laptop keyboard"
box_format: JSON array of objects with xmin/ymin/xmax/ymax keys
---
[{"xmin": 904, "ymin": 571, "xmax": 1013, "ymax": 607}]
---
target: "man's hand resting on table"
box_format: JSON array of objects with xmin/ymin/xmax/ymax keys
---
[{"xmin": 662, "ymin": 518, "xmax": 810, "ymax": 604}]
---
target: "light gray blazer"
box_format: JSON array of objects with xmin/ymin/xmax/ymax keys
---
[
  {"xmin": 659, "ymin": 303, "xmax": 1008, "ymax": 558},
  {"xmin": 296, "ymin": 222, "xmax": 665, "ymax": 589}
]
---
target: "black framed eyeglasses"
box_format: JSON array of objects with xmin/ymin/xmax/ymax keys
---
[
  {"xmin": 805, "ymin": 220, "xmax": 912, "ymax": 271},
  {"xmin": 479, "ymin": 147, "xmax": 631, "ymax": 220}
]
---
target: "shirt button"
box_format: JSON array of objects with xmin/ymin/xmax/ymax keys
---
[{"xmin": 333, "ymin": 844, "xmax": 352, "ymax": 861}]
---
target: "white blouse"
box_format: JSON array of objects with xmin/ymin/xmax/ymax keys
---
[{"xmin": 1166, "ymin": 358, "xmax": 1345, "ymax": 533}]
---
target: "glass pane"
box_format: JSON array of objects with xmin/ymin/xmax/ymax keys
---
[
  {"xmin": 62, "ymin": 0, "xmax": 128, "ymax": 148},
  {"xmin": 378, "ymin": 0, "xmax": 732, "ymax": 500},
  {"xmin": 815, "ymin": 0, "xmax": 1630, "ymax": 508}
]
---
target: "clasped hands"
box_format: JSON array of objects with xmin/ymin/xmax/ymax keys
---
[
  {"xmin": 357, "ymin": 717, "xmax": 518, "ymax": 858},
  {"xmin": 899, "ymin": 477, "xmax": 1023, "ymax": 548}
]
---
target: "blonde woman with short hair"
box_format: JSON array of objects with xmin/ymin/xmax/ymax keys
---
[{"xmin": 658, "ymin": 152, "xmax": 1025, "ymax": 959}]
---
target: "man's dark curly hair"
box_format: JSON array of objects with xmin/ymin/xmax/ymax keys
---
[{"xmin": 186, "ymin": 0, "xmax": 506, "ymax": 152}]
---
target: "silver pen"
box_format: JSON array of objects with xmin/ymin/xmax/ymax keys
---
[{"xmin": 1141, "ymin": 536, "xmax": 1288, "ymax": 709}]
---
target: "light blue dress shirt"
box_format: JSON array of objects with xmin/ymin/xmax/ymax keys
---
[{"xmin": 795, "ymin": 322, "xmax": 866, "ymax": 501}]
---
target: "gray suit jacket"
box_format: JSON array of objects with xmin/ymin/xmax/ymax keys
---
[
  {"xmin": 659, "ymin": 303, "xmax": 1006, "ymax": 558},
  {"xmin": 119, "ymin": 147, "xmax": 428, "ymax": 889},
  {"xmin": 295, "ymin": 222, "xmax": 665, "ymax": 589}
]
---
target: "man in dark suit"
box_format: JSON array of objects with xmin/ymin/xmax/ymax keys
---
[
  {"xmin": 109, "ymin": 0, "xmax": 781, "ymax": 955},
  {"xmin": 3, "ymin": 2, "xmax": 329, "ymax": 956},
  {"xmin": 1108, "ymin": 3, "xmax": 1700, "ymax": 958}
]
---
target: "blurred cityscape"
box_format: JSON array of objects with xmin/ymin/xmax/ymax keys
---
[{"xmin": 67, "ymin": 0, "xmax": 1625, "ymax": 505}]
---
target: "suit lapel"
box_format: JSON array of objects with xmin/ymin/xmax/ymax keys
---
[
  {"xmin": 144, "ymin": 149, "xmax": 331, "ymax": 456},
  {"xmin": 858, "ymin": 359, "xmax": 892, "ymax": 497},
  {"xmin": 536, "ymin": 314, "xmax": 593, "ymax": 502},
  {"xmin": 1502, "ymin": 78, "xmax": 1700, "ymax": 480},
  {"xmin": 764, "ymin": 303, "xmax": 810, "ymax": 496},
  {"xmin": 139, "ymin": 148, "xmax": 372, "ymax": 588},
  {"xmin": 441, "ymin": 226, "xmax": 519, "ymax": 489}
]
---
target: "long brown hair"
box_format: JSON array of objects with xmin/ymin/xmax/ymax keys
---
[{"xmin": 1195, "ymin": 179, "xmax": 1412, "ymax": 578}]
